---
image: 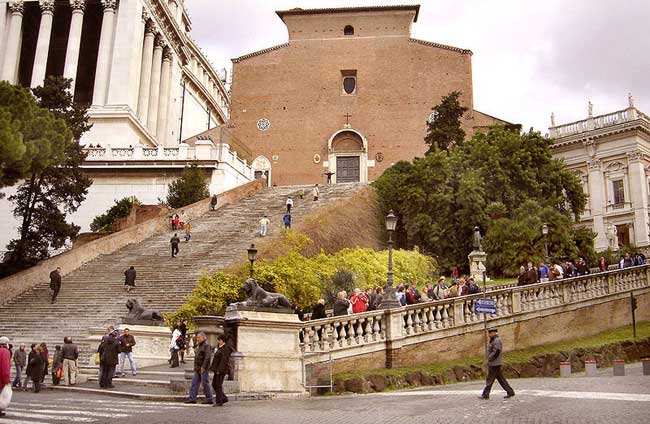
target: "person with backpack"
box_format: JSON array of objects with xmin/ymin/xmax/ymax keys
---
[
  {"xmin": 468, "ymin": 277, "xmax": 480, "ymax": 294},
  {"xmin": 170, "ymin": 233, "xmax": 180, "ymax": 258}
]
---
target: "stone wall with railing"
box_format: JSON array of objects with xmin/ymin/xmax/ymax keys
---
[
  {"xmin": 82, "ymin": 141, "xmax": 253, "ymax": 180},
  {"xmin": 300, "ymin": 265, "xmax": 650, "ymax": 374},
  {"xmin": 549, "ymin": 107, "xmax": 649, "ymax": 139}
]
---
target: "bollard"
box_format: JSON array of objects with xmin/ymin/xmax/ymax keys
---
[
  {"xmin": 612, "ymin": 359, "xmax": 625, "ymax": 376},
  {"xmin": 560, "ymin": 361, "xmax": 572, "ymax": 378},
  {"xmin": 643, "ymin": 358, "xmax": 650, "ymax": 376},
  {"xmin": 585, "ymin": 360, "xmax": 597, "ymax": 377}
]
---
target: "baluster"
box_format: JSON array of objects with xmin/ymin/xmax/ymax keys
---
[
  {"xmin": 412, "ymin": 310, "xmax": 420, "ymax": 333},
  {"xmin": 405, "ymin": 312, "xmax": 413, "ymax": 334},
  {"xmin": 441, "ymin": 304, "xmax": 450, "ymax": 327},
  {"xmin": 496, "ymin": 295, "xmax": 504, "ymax": 316},
  {"xmin": 425, "ymin": 307, "xmax": 434, "ymax": 331},
  {"xmin": 434, "ymin": 305, "xmax": 442, "ymax": 328},
  {"xmin": 372, "ymin": 316, "xmax": 380, "ymax": 341}
]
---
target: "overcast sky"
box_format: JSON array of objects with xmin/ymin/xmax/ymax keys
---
[{"xmin": 187, "ymin": 0, "xmax": 650, "ymax": 133}]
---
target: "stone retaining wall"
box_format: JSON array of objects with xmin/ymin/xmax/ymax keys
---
[
  {"xmin": 333, "ymin": 337, "xmax": 650, "ymax": 393},
  {"xmin": 0, "ymin": 178, "xmax": 266, "ymax": 306}
]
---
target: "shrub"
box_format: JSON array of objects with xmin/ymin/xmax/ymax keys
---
[
  {"xmin": 166, "ymin": 165, "xmax": 209, "ymax": 208},
  {"xmin": 90, "ymin": 197, "xmax": 140, "ymax": 233},
  {"xmin": 165, "ymin": 232, "xmax": 437, "ymax": 325}
]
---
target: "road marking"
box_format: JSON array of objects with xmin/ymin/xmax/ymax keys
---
[
  {"xmin": 57, "ymin": 397, "xmax": 184, "ymax": 407},
  {"xmin": 6, "ymin": 411, "xmax": 95, "ymax": 422},
  {"xmin": 375, "ymin": 389, "xmax": 650, "ymax": 402},
  {"xmin": 0, "ymin": 419, "xmax": 48, "ymax": 424},
  {"xmin": 10, "ymin": 401, "xmax": 183, "ymax": 411},
  {"xmin": 10, "ymin": 407, "xmax": 130, "ymax": 418}
]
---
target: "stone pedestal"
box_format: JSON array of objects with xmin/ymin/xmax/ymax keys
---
[
  {"xmin": 468, "ymin": 250, "xmax": 487, "ymax": 281},
  {"xmin": 225, "ymin": 307, "xmax": 304, "ymax": 393},
  {"xmin": 86, "ymin": 323, "xmax": 171, "ymax": 368}
]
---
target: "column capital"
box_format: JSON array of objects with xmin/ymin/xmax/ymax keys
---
[
  {"xmin": 588, "ymin": 158, "xmax": 602, "ymax": 171},
  {"xmin": 154, "ymin": 36, "xmax": 166, "ymax": 49},
  {"xmin": 8, "ymin": 1, "xmax": 24, "ymax": 15},
  {"xmin": 142, "ymin": 7, "xmax": 150, "ymax": 23},
  {"xmin": 101, "ymin": 0, "xmax": 118, "ymax": 12},
  {"xmin": 163, "ymin": 48, "xmax": 173, "ymax": 62},
  {"xmin": 69, "ymin": 0, "xmax": 86, "ymax": 12},
  {"xmin": 627, "ymin": 150, "xmax": 644, "ymax": 163},
  {"xmin": 144, "ymin": 20, "xmax": 157, "ymax": 35},
  {"xmin": 39, "ymin": 0, "xmax": 55, "ymax": 14}
]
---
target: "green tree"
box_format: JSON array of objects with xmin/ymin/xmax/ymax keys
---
[
  {"xmin": 0, "ymin": 82, "xmax": 65, "ymax": 195},
  {"xmin": 373, "ymin": 123, "xmax": 589, "ymax": 275},
  {"xmin": 90, "ymin": 197, "xmax": 141, "ymax": 233},
  {"xmin": 1, "ymin": 77, "xmax": 92, "ymax": 276},
  {"xmin": 424, "ymin": 91, "xmax": 468, "ymax": 153},
  {"xmin": 166, "ymin": 165, "xmax": 209, "ymax": 208}
]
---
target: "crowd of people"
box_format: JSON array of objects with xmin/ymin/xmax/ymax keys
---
[
  {"xmin": 517, "ymin": 252, "xmax": 646, "ymax": 286},
  {"xmin": 0, "ymin": 335, "xmax": 79, "ymax": 400}
]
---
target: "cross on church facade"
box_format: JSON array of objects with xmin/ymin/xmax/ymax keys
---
[{"xmin": 344, "ymin": 112, "xmax": 352, "ymax": 126}]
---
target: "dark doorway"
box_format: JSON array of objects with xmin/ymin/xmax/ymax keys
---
[
  {"xmin": 336, "ymin": 156, "xmax": 360, "ymax": 183},
  {"xmin": 254, "ymin": 170, "xmax": 269, "ymax": 186}
]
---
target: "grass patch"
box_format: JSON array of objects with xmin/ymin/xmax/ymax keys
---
[{"xmin": 335, "ymin": 321, "xmax": 650, "ymax": 382}]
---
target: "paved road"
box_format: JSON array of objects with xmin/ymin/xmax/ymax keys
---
[{"xmin": 4, "ymin": 364, "xmax": 649, "ymax": 424}]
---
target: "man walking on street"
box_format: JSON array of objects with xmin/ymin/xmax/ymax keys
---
[
  {"xmin": 170, "ymin": 233, "xmax": 180, "ymax": 258},
  {"xmin": 286, "ymin": 196, "xmax": 293, "ymax": 213},
  {"xmin": 61, "ymin": 337, "xmax": 78, "ymax": 386},
  {"xmin": 12, "ymin": 343, "xmax": 26, "ymax": 389},
  {"xmin": 185, "ymin": 332, "xmax": 214, "ymax": 404},
  {"xmin": 50, "ymin": 267, "xmax": 62, "ymax": 303},
  {"xmin": 210, "ymin": 335, "xmax": 232, "ymax": 407},
  {"xmin": 480, "ymin": 327, "xmax": 515, "ymax": 400},
  {"xmin": 312, "ymin": 184, "xmax": 320, "ymax": 201},
  {"xmin": 119, "ymin": 328, "xmax": 137, "ymax": 377}
]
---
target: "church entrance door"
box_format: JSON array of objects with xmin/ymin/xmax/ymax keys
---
[{"xmin": 336, "ymin": 156, "xmax": 360, "ymax": 183}]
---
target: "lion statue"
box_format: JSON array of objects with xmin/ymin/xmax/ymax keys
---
[
  {"xmin": 236, "ymin": 278, "xmax": 292, "ymax": 309},
  {"xmin": 126, "ymin": 298, "xmax": 163, "ymax": 321}
]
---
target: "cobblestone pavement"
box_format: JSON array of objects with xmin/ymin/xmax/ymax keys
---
[{"xmin": 5, "ymin": 364, "xmax": 649, "ymax": 424}]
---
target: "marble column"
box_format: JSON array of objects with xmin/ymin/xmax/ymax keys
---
[
  {"xmin": 627, "ymin": 151, "xmax": 650, "ymax": 247},
  {"xmin": 1, "ymin": 1, "xmax": 24, "ymax": 83},
  {"xmin": 146, "ymin": 37, "xmax": 164, "ymax": 132},
  {"xmin": 91, "ymin": 0, "xmax": 118, "ymax": 106},
  {"xmin": 63, "ymin": 0, "xmax": 86, "ymax": 93},
  {"xmin": 588, "ymin": 158, "xmax": 609, "ymax": 251},
  {"xmin": 105, "ymin": 1, "xmax": 145, "ymax": 109},
  {"xmin": 156, "ymin": 48, "xmax": 172, "ymax": 142},
  {"xmin": 30, "ymin": 0, "xmax": 55, "ymax": 88},
  {"xmin": 136, "ymin": 21, "xmax": 155, "ymax": 120}
]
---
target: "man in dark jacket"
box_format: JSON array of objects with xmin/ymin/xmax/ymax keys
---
[
  {"xmin": 185, "ymin": 332, "xmax": 213, "ymax": 404},
  {"xmin": 526, "ymin": 262, "xmax": 538, "ymax": 285},
  {"xmin": 50, "ymin": 267, "xmax": 62, "ymax": 303},
  {"xmin": 210, "ymin": 335, "xmax": 232, "ymax": 406},
  {"xmin": 98, "ymin": 335, "xmax": 119, "ymax": 389},
  {"xmin": 61, "ymin": 337, "xmax": 79, "ymax": 386},
  {"xmin": 28, "ymin": 345, "xmax": 45, "ymax": 393},
  {"xmin": 23, "ymin": 344, "xmax": 36, "ymax": 389},
  {"xmin": 12, "ymin": 343, "xmax": 26, "ymax": 388},
  {"xmin": 480, "ymin": 327, "xmax": 515, "ymax": 400},
  {"xmin": 170, "ymin": 233, "xmax": 180, "ymax": 258},
  {"xmin": 124, "ymin": 266, "xmax": 136, "ymax": 292},
  {"xmin": 119, "ymin": 328, "xmax": 137, "ymax": 377}
]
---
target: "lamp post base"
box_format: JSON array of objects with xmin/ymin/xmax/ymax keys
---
[{"xmin": 378, "ymin": 284, "xmax": 401, "ymax": 309}]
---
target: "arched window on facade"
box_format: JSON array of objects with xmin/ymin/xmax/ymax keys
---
[{"xmin": 344, "ymin": 25, "xmax": 354, "ymax": 36}]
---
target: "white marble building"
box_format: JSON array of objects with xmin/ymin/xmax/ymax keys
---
[
  {"xmin": 550, "ymin": 95, "xmax": 650, "ymax": 252},
  {"xmin": 0, "ymin": 0, "xmax": 253, "ymax": 252}
]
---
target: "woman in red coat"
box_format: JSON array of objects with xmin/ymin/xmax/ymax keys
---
[{"xmin": 0, "ymin": 336, "xmax": 12, "ymax": 417}]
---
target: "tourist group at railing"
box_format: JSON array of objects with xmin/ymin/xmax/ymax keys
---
[{"xmin": 299, "ymin": 260, "xmax": 650, "ymax": 354}]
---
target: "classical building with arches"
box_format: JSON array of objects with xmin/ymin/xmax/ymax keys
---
[
  {"xmin": 550, "ymin": 96, "xmax": 650, "ymax": 251},
  {"xmin": 229, "ymin": 4, "xmax": 506, "ymax": 186}
]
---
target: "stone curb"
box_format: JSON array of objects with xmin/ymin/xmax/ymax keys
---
[{"xmin": 49, "ymin": 385, "xmax": 272, "ymax": 402}]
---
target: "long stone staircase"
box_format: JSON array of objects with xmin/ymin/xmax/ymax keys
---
[{"xmin": 0, "ymin": 183, "xmax": 365, "ymax": 353}]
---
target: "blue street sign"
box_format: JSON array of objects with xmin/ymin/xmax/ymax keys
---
[{"xmin": 474, "ymin": 298, "xmax": 497, "ymax": 314}]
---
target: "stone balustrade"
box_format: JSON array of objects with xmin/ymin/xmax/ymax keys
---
[
  {"xmin": 81, "ymin": 142, "xmax": 254, "ymax": 179},
  {"xmin": 299, "ymin": 264, "xmax": 650, "ymax": 361},
  {"xmin": 549, "ymin": 108, "xmax": 648, "ymax": 138}
]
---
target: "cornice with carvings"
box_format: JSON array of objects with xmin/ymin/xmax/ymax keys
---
[
  {"xmin": 551, "ymin": 118, "xmax": 650, "ymax": 150},
  {"xmin": 143, "ymin": 0, "xmax": 189, "ymax": 65}
]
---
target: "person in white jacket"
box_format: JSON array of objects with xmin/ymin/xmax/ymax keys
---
[{"xmin": 169, "ymin": 324, "xmax": 182, "ymax": 368}]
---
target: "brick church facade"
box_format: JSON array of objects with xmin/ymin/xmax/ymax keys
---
[{"xmin": 230, "ymin": 5, "xmax": 506, "ymax": 186}]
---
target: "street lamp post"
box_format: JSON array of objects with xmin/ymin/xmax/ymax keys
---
[
  {"xmin": 542, "ymin": 223, "xmax": 549, "ymax": 264},
  {"xmin": 379, "ymin": 210, "xmax": 400, "ymax": 309},
  {"xmin": 247, "ymin": 243, "xmax": 258, "ymax": 278}
]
